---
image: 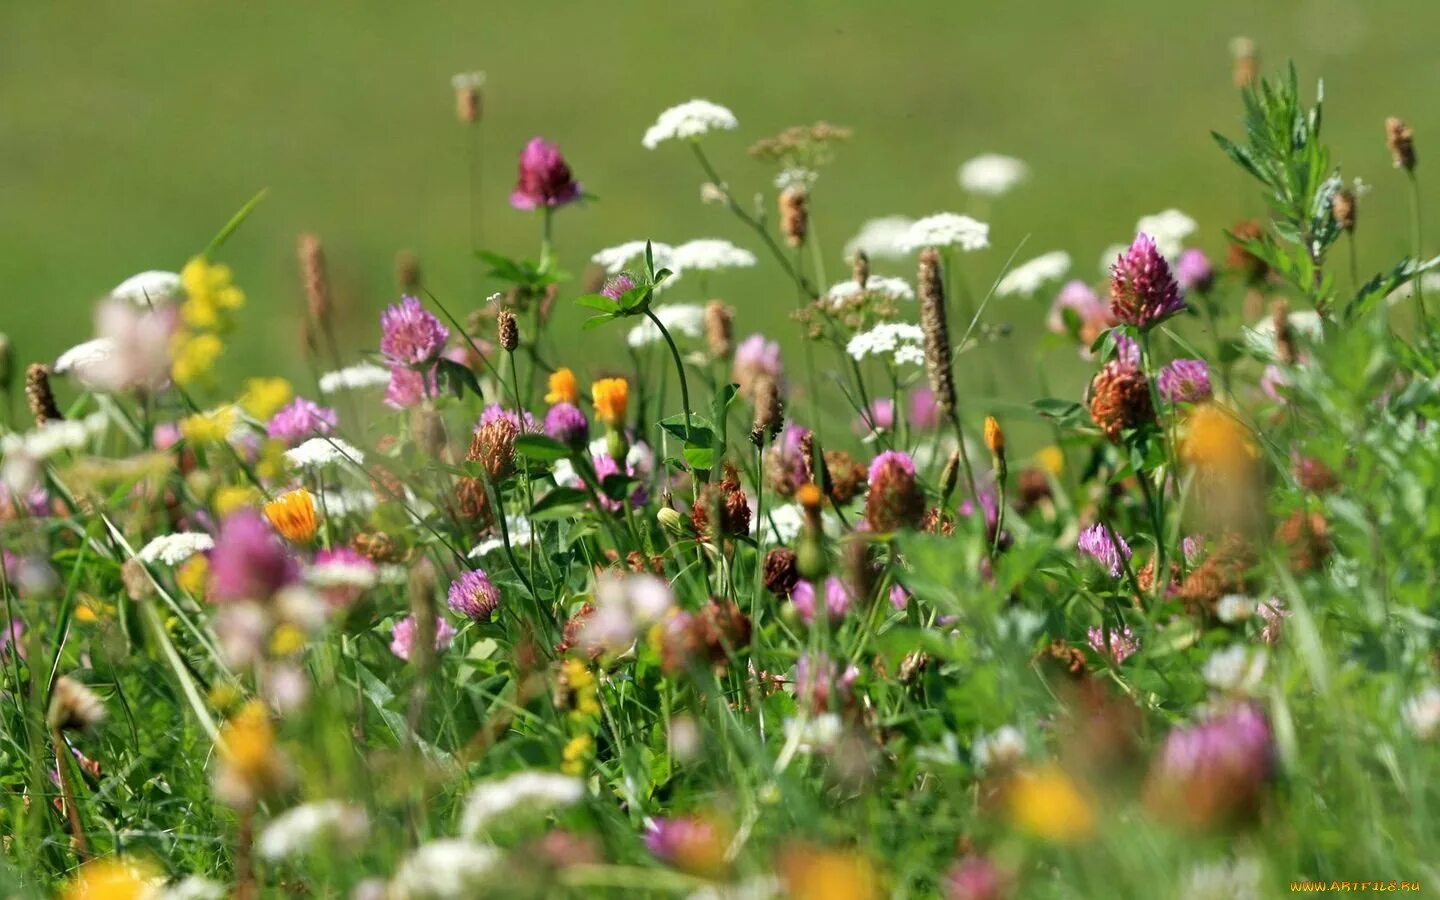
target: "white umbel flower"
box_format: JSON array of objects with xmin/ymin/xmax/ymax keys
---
[
  {"xmin": 626, "ymin": 304, "xmax": 706, "ymax": 348},
  {"xmin": 460, "ymin": 771, "xmax": 585, "ymax": 836},
  {"xmin": 137, "ymin": 532, "xmax": 215, "ymax": 566},
  {"xmin": 642, "ymin": 99, "xmax": 738, "ymax": 149},
  {"xmin": 972, "ymin": 725, "xmax": 1026, "ymax": 771},
  {"xmin": 1203, "ymin": 645, "xmax": 1268, "ymax": 694},
  {"xmin": 754, "ymin": 503, "xmax": 805, "ymax": 545},
  {"xmin": 1181, "ymin": 857, "xmax": 1263, "ymax": 900},
  {"xmin": 782, "ymin": 713, "xmax": 844, "ymax": 754},
  {"xmin": 306, "ymin": 556, "xmax": 378, "ymax": 591},
  {"xmin": 846, "ymin": 323, "xmax": 926, "ymax": 366},
  {"xmin": 995, "ymin": 251, "xmax": 1071, "ymax": 297},
  {"xmin": 111, "ymin": 270, "xmax": 182, "ymax": 306},
  {"xmin": 898, "ymin": 213, "xmax": 990, "ymax": 252},
  {"xmin": 1, "ymin": 413, "xmax": 110, "ymax": 493},
  {"xmin": 591, "ymin": 240, "xmax": 677, "ymax": 275},
  {"xmin": 284, "ymin": 437, "xmax": 365, "ymax": 469},
  {"xmin": 318, "ymin": 363, "xmax": 391, "ymax": 393},
  {"xmin": 316, "ymin": 487, "xmax": 377, "ymax": 517},
  {"xmin": 1135, "ymin": 208, "xmax": 1197, "ymax": 259},
  {"xmin": 1402, "ymin": 686, "xmax": 1440, "ymax": 739},
  {"xmin": 844, "ymin": 216, "xmax": 915, "ymax": 260},
  {"xmin": 670, "ymin": 239, "xmax": 756, "ymax": 271},
  {"xmin": 390, "ymin": 840, "xmax": 503, "ymax": 899},
  {"xmin": 825, "ymin": 276, "xmax": 915, "ymax": 306},
  {"xmin": 468, "ymin": 516, "xmax": 534, "ymax": 558},
  {"xmin": 451, "ymin": 71, "xmax": 486, "ymax": 90},
  {"xmin": 53, "ymin": 339, "xmax": 119, "ymax": 391},
  {"xmin": 256, "ymin": 800, "xmax": 369, "ymax": 861},
  {"xmin": 958, "ymin": 154, "xmax": 1028, "ymax": 196}
]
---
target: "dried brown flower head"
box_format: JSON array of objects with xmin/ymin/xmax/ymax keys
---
[
  {"xmin": 824, "ymin": 450, "xmax": 867, "ymax": 504},
  {"xmin": 26, "ymin": 363, "xmax": 62, "ymax": 426},
  {"xmin": 297, "ymin": 233, "xmax": 331, "ymax": 329},
  {"xmin": 763, "ymin": 548, "xmax": 800, "ymax": 597},
  {"xmin": 704, "ymin": 301, "xmax": 734, "ymax": 361},
  {"xmin": 468, "ymin": 418, "xmax": 519, "ymax": 480},
  {"xmin": 1087, "ymin": 362, "xmax": 1155, "ymax": 442},
  {"xmin": 1386, "ymin": 117, "xmax": 1416, "ymax": 172},
  {"xmin": 917, "ymin": 249, "xmax": 957, "ymax": 420},
  {"xmin": 1226, "ymin": 219, "xmax": 1269, "ymax": 284},
  {"xmin": 779, "ymin": 186, "xmax": 809, "ymax": 248},
  {"xmin": 48, "ymin": 675, "xmax": 106, "ymax": 732},
  {"xmin": 1275, "ymin": 510, "xmax": 1331, "ymax": 572}
]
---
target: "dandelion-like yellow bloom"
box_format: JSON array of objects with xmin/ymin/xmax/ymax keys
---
[
  {"xmin": 1006, "ymin": 763, "xmax": 1095, "ymax": 842},
  {"xmin": 1035, "ymin": 446, "xmax": 1065, "ymax": 476},
  {"xmin": 62, "ymin": 857, "xmax": 161, "ymax": 900},
  {"xmin": 546, "ymin": 367, "xmax": 579, "ymax": 405},
  {"xmin": 270, "ymin": 623, "xmax": 307, "ymax": 656},
  {"xmin": 561, "ymin": 734, "xmax": 592, "ymax": 775},
  {"xmin": 177, "ymin": 555, "xmax": 209, "ymax": 598},
  {"xmin": 591, "ymin": 377, "xmax": 629, "ymax": 428},
  {"xmin": 1180, "ymin": 402, "xmax": 1259, "ymax": 475},
  {"xmin": 213, "ymin": 484, "xmax": 260, "ymax": 518},
  {"xmin": 264, "ymin": 488, "xmax": 318, "ymax": 544},
  {"xmin": 180, "ymin": 256, "xmax": 246, "ymax": 330},
  {"xmin": 779, "ymin": 845, "xmax": 882, "ymax": 900},
  {"xmin": 171, "ymin": 332, "xmax": 224, "ymax": 386},
  {"xmin": 179, "ymin": 406, "xmax": 238, "ymax": 445},
  {"xmin": 239, "ymin": 377, "xmax": 293, "ymax": 420}
]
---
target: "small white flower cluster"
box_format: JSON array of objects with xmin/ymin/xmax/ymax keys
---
[
  {"xmin": 450, "ymin": 71, "xmax": 485, "ymax": 90},
  {"xmin": 137, "ymin": 532, "xmax": 215, "ymax": 566},
  {"xmin": 1203, "ymin": 644, "xmax": 1268, "ymax": 694},
  {"xmin": 642, "ymin": 99, "xmax": 738, "ymax": 149},
  {"xmin": 460, "ymin": 770, "xmax": 585, "ymax": 836},
  {"xmin": 846, "ymin": 322, "xmax": 926, "ymax": 366},
  {"xmin": 317, "ymin": 487, "xmax": 377, "ymax": 517},
  {"xmin": 468, "ymin": 516, "xmax": 535, "ymax": 558},
  {"xmin": 972, "ymin": 725, "xmax": 1026, "ymax": 772},
  {"xmin": 1215, "ymin": 593, "xmax": 1258, "ymax": 623},
  {"xmin": 53, "ymin": 339, "xmax": 118, "ymax": 385},
  {"xmin": 2, "ymin": 412, "xmax": 109, "ymax": 492},
  {"xmin": 995, "ymin": 251, "xmax": 1071, "ymax": 297},
  {"xmin": 306, "ymin": 555, "xmax": 378, "ymax": 591},
  {"xmin": 669, "ymin": 238, "xmax": 756, "ymax": 272},
  {"xmin": 1180, "ymin": 856, "xmax": 1263, "ymax": 900},
  {"xmin": 390, "ymin": 839, "xmax": 503, "ymax": 899},
  {"xmin": 1135, "ymin": 208, "xmax": 1197, "ymax": 259},
  {"xmin": 111, "ymin": 270, "xmax": 182, "ymax": 306},
  {"xmin": 1402, "ymin": 686, "xmax": 1440, "ymax": 739},
  {"xmin": 627, "ymin": 303, "xmax": 706, "ymax": 348},
  {"xmin": 591, "ymin": 239, "xmax": 676, "ymax": 275},
  {"xmin": 898, "ymin": 213, "xmax": 990, "ymax": 252},
  {"xmin": 783, "ymin": 712, "xmax": 845, "ymax": 754},
  {"xmin": 753, "ymin": 503, "xmax": 805, "ymax": 545},
  {"xmin": 318, "ymin": 362, "xmax": 391, "ymax": 393},
  {"xmin": 774, "ymin": 167, "xmax": 817, "ymax": 191},
  {"xmin": 958, "ymin": 154, "xmax": 1028, "ymax": 196},
  {"xmin": 284, "ymin": 437, "xmax": 365, "ymax": 469},
  {"xmin": 845, "ymin": 216, "xmax": 915, "ymax": 261},
  {"xmin": 256, "ymin": 800, "xmax": 370, "ymax": 861},
  {"xmin": 578, "ymin": 572, "xmax": 674, "ymax": 656},
  {"xmin": 825, "ymin": 275, "xmax": 915, "ymax": 306}
]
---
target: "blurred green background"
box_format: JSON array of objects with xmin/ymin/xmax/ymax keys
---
[{"xmin": 3, "ymin": 0, "xmax": 1437, "ymax": 411}]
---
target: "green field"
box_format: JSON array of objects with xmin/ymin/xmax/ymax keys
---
[{"xmin": 3, "ymin": 0, "xmax": 1435, "ymax": 400}]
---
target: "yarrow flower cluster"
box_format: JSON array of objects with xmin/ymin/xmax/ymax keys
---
[
  {"xmin": 957, "ymin": 153, "xmax": 1029, "ymax": 196},
  {"xmin": 825, "ymin": 275, "xmax": 915, "ymax": 306},
  {"xmin": 137, "ymin": 532, "xmax": 215, "ymax": 566},
  {"xmin": 845, "ymin": 322, "xmax": 926, "ymax": 366},
  {"xmin": 641, "ymin": 99, "xmax": 738, "ymax": 149},
  {"xmin": 668, "ymin": 239, "xmax": 756, "ymax": 271},
  {"xmin": 898, "ymin": 213, "xmax": 990, "ymax": 252},
  {"xmin": 843, "ymin": 216, "xmax": 915, "ymax": 260},
  {"xmin": 996, "ymin": 251, "xmax": 1071, "ymax": 297},
  {"xmin": 627, "ymin": 304, "xmax": 706, "ymax": 348}
]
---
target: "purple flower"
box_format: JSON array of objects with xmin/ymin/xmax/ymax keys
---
[
  {"xmin": 945, "ymin": 854, "xmax": 1005, "ymax": 900},
  {"xmin": 1260, "ymin": 364, "xmax": 1290, "ymax": 403},
  {"xmin": 790, "ymin": 577, "xmax": 853, "ymax": 625},
  {"xmin": 866, "ymin": 450, "xmax": 923, "ymax": 533},
  {"xmin": 310, "ymin": 546, "xmax": 377, "ymax": 608},
  {"xmin": 384, "ymin": 365, "xmax": 439, "ymax": 409},
  {"xmin": 1109, "ymin": 233, "xmax": 1185, "ymax": 329},
  {"xmin": 856, "ymin": 398, "xmax": 895, "ymax": 435},
  {"xmin": 447, "ymin": 569, "xmax": 501, "ymax": 622},
  {"xmin": 644, "ymin": 816, "xmax": 717, "ymax": 866},
  {"xmin": 266, "ymin": 397, "xmax": 337, "ymax": 445},
  {"xmin": 380, "ymin": 296, "xmax": 449, "ymax": 366},
  {"xmin": 908, "ymin": 386, "xmax": 939, "ymax": 430},
  {"xmin": 544, "ymin": 403, "xmax": 590, "ymax": 447},
  {"xmin": 1047, "ymin": 279, "xmax": 1108, "ymax": 334},
  {"xmin": 1147, "ymin": 703, "xmax": 1275, "ymax": 825},
  {"xmin": 208, "ymin": 509, "xmax": 298, "ymax": 603},
  {"xmin": 867, "ymin": 449, "xmax": 916, "ymax": 483},
  {"xmin": 793, "ymin": 651, "xmax": 859, "ymax": 708},
  {"xmin": 1157, "ymin": 359, "xmax": 1212, "ymax": 404},
  {"xmin": 389, "ymin": 615, "xmax": 457, "ymax": 661},
  {"xmin": 510, "ymin": 137, "xmax": 582, "ymax": 211},
  {"xmin": 591, "ymin": 452, "xmax": 648, "ymax": 512},
  {"xmin": 889, "ymin": 584, "xmax": 910, "ymax": 610},
  {"xmin": 0, "ymin": 619, "xmax": 26, "ymax": 661},
  {"xmin": 766, "ymin": 425, "xmax": 810, "ymax": 495},
  {"xmin": 478, "ymin": 403, "xmax": 539, "ymax": 434},
  {"xmin": 732, "ymin": 334, "xmax": 783, "ymax": 397},
  {"xmin": 601, "ymin": 273, "xmax": 636, "ymax": 301},
  {"xmin": 1175, "ymin": 248, "xmax": 1215, "ymax": 293},
  {"xmin": 1087, "ymin": 625, "xmax": 1139, "ymax": 664},
  {"xmin": 1111, "ymin": 332, "xmax": 1141, "ymax": 367},
  {"xmin": 1077, "ymin": 523, "xmax": 1131, "ymax": 577}
]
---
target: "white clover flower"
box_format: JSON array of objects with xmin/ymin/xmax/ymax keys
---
[
  {"xmin": 284, "ymin": 437, "xmax": 365, "ymax": 469},
  {"xmin": 111, "ymin": 270, "xmax": 182, "ymax": 306},
  {"xmin": 579, "ymin": 572, "xmax": 674, "ymax": 656},
  {"xmin": 318, "ymin": 363, "xmax": 391, "ymax": 393},
  {"xmin": 995, "ymin": 251, "xmax": 1071, "ymax": 297},
  {"xmin": 1215, "ymin": 594, "xmax": 1257, "ymax": 624},
  {"xmin": 1181, "ymin": 857, "xmax": 1263, "ymax": 900},
  {"xmin": 783, "ymin": 712, "xmax": 845, "ymax": 754},
  {"xmin": 846, "ymin": 323, "xmax": 926, "ymax": 366},
  {"xmin": 844, "ymin": 216, "xmax": 915, "ymax": 261},
  {"xmin": 898, "ymin": 213, "xmax": 990, "ymax": 252},
  {"xmin": 972, "ymin": 725, "xmax": 1026, "ymax": 771},
  {"xmin": 825, "ymin": 275, "xmax": 915, "ymax": 306},
  {"xmin": 460, "ymin": 771, "xmax": 585, "ymax": 836},
  {"xmin": 584, "ymin": 437, "xmax": 653, "ymax": 475},
  {"xmin": 591, "ymin": 240, "xmax": 677, "ymax": 275},
  {"xmin": 753, "ymin": 503, "xmax": 805, "ymax": 545},
  {"xmin": 1203, "ymin": 645, "xmax": 1268, "ymax": 694},
  {"xmin": 390, "ymin": 840, "xmax": 503, "ymax": 899},
  {"xmin": 669, "ymin": 239, "xmax": 757, "ymax": 272},
  {"xmin": 642, "ymin": 99, "xmax": 738, "ymax": 149},
  {"xmin": 1402, "ymin": 686, "xmax": 1440, "ymax": 739},
  {"xmin": 468, "ymin": 516, "xmax": 534, "ymax": 558},
  {"xmin": 53, "ymin": 339, "xmax": 118, "ymax": 390},
  {"xmin": 958, "ymin": 154, "xmax": 1029, "ymax": 196},
  {"xmin": 137, "ymin": 532, "xmax": 215, "ymax": 566},
  {"xmin": 256, "ymin": 800, "xmax": 370, "ymax": 861},
  {"xmin": 1135, "ymin": 208, "xmax": 1197, "ymax": 259},
  {"xmin": 627, "ymin": 304, "xmax": 706, "ymax": 348}
]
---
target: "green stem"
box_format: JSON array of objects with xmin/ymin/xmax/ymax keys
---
[{"xmin": 644, "ymin": 308, "xmax": 699, "ymax": 496}]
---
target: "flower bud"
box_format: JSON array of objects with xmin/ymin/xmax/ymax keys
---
[
  {"xmin": 657, "ymin": 506, "xmax": 689, "ymax": 537},
  {"xmin": 939, "ymin": 449, "xmax": 962, "ymax": 507},
  {"xmin": 1387, "ymin": 117, "xmax": 1416, "ymax": 172},
  {"xmin": 1331, "ymin": 188, "xmax": 1356, "ymax": 232},
  {"xmin": 779, "ymin": 186, "xmax": 808, "ymax": 248}
]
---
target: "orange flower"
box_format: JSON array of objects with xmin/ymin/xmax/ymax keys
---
[
  {"xmin": 591, "ymin": 377, "xmax": 629, "ymax": 429},
  {"xmin": 546, "ymin": 367, "xmax": 579, "ymax": 405},
  {"xmin": 1006, "ymin": 763, "xmax": 1095, "ymax": 842},
  {"xmin": 779, "ymin": 844, "xmax": 882, "ymax": 900},
  {"xmin": 264, "ymin": 488, "xmax": 317, "ymax": 544},
  {"xmin": 1180, "ymin": 402, "xmax": 1259, "ymax": 475}
]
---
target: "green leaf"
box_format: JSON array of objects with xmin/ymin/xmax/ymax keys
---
[
  {"xmin": 599, "ymin": 473, "xmax": 637, "ymax": 502},
  {"xmin": 581, "ymin": 314, "xmax": 616, "ymax": 331},
  {"xmin": 514, "ymin": 434, "xmax": 571, "ymax": 462},
  {"xmin": 433, "ymin": 357, "xmax": 483, "ymax": 401},
  {"xmin": 203, "ymin": 188, "xmax": 269, "ymax": 256},
  {"xmin": 530, "ymin": 486, "xmax": 589, "ymax": 519},
  {"xmin": 575, "ymin": 293, "xmax": 620, "ymax": 313},
  {"xmin": 658, "ymin": 414, "xmax": 715, "ymax": 446}
]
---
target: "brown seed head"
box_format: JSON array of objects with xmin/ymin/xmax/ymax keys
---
[
  {"xmin": 750, "ymin": 375, "xmax": 783, "ymax": 447},
  {"xmin": 779, "ymin": 186, "xmax": 809, "ymax": 248},
  {"xmin": 1331, "ymin": 188, "xmax": 1356, "ymax": 232},
  {"xmin": 1226, "ymin": 220, "xmax": 1269, "ymax": 285},
  {"xmin": 762, "ymin": 548, "xmax": 800, "ymax": 597},
  {"xmin": 353, "ymin": 531, "xmax": 404, "ymax": 564},
  {"xmin": 704, "ymin": 300, "xmax": 734, "ymax": 361},
  {"xmin": 25, "ymin": 363, "xmax": 62, "ymax": 426},
  {"xmin": 1230, "ymin": 36, "xmax": 1258, "ymax": 89},
  {"xmin": 824, "ymin": 450, "xmax": 866, "ymax": 504},
  {"xmin": 469, "ymin": 418, "xmax": 519, "ymax": 480},
  {"xmin": 1386, "ymin": 117, "xmax": 1416, "ymax": 172},
  {"xmin": 1271, "ymin": 300, "xmax": 1297, "ymax": 366},
  {"xmin": 395, "ymin": 250, "xmax": 422, "ymax": 294},
  {"xmin": 852, "ymin": 250, "xmax": 870, "ymax": 289},
  {"xmin": 0, "ymin": 333, "xmax": 12, "ymax": 394},
  {"xmin": 917, "ymin": 249, "xmax": 957, "ymax": 419},
  {"xmin": 497, "ymin": 309, "xmax": 520, "ymax": 352},
  {"xmin": 297, "ymin": 233, "xmax": 331, "ymax": 329},
  {"xmin": 48, "ymin": 675, "xmax": 106, "ymax": 732}
]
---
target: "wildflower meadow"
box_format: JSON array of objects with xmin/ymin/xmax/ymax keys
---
[{"xmin": 5, "ymin": 47, "xmax": 1440, "ymax": 900}]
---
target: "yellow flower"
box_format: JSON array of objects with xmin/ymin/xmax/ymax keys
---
[
  {"xmin": 62, "ymin": 857, "xmax": 161, "ymax": 900},
  {"xmin": 591, "ymin": 377, "xmax": 629, "ymax": 428},
  {"xmin": 208, "ymin": 682, "xmax": 241, "ymax": 712},
  {"xmin": 561, "ymin": 734, "xmax": 593, "ymax": 775},
  {"xmin": 270, "ymin": 623, "xmax": 307, "ymax": 656},
  {"xmin": 213, "ymin": 485, "xmax": 260, "ymax": 518},
  {"xmin": 239, "ymin": 377, "xmax": 293, "ymax": 420},
  {"xmin": 177, "ymin": 555, "xmax": 209, "ymax": 598},
  {"xmin": 264, "ymin": 489, "xmax": 318, "ymax": 544},
  {"xmin": 561, "ymin": 658, "xmax": 601, "ymax": 719},
  {"xmin": 779, "ymin": 845, "xmax": 882, "ymax": 900},
  {"xmin": 181, "ymin": 256, "xmax": 245, "ymax": 329},
  {"xmin": 255, "ymin": 439, "xmax": 287, "ymax": 482},
  {"xmin": 1180, "ymin": 402, "xmax": 1259, "ymax": 475},
  {"xmin": 1035, "ymin": 446, "xmax": 1065, "ymax": 476},
  {"xmin": 179, "ymin": 406, "xmax": 238, "ymax": 445},
  {"xmin": 1006, "ymin": 763, "xmax": 1095, "ymax": 842},
  {"xmin": 171, "ymin": 332, "xmax": 224, "ymax": 386},
  {"xmin": 546, "ymin": 367, "xmax": 580, "ymax": 405},
  {"xmin": 218, "ymin": 700, "xmax": 282, "ymax": 787}
]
